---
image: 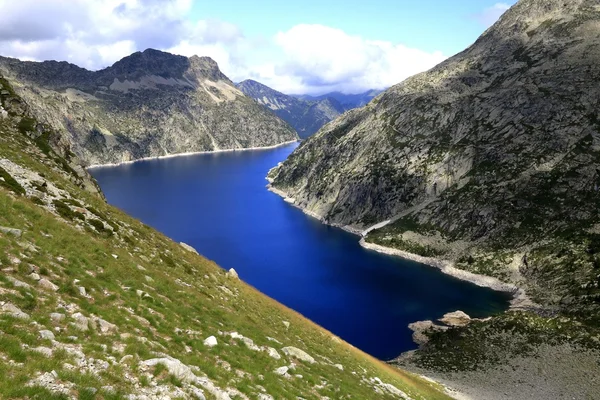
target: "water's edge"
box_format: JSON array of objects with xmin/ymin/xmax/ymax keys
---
[
  {"xmin": 266, "ymin": 181, "xmax": 532, "ymax": 311},
  {"xmin": 87, "ymin": 140, "xmax": 300, "ymax": 169}
]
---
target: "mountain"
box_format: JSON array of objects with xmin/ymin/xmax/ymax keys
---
[
  {"xmin": 293, "ymin": 89, "xmax": 384, "ymax": 110},
  {"xmin": 269, "ymin": 0, "xmax": 600, "ymax": 398},
  {"xmin": 0, "ymin": 71, "xmax": 450, "ymax": 399},
  {"xmin": 237, "ymin": 79, "xmax": 346, "ymax": 139},
  {"xmin": 0, "ymin": 49, "xmax": 298, "ymax": 166}
]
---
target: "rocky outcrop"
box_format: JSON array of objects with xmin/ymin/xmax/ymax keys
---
[
  {"xmin": 237, "ymin": 79, "xmax": 345, "ymax": 139},
  {"xmin": 0, "ymin": 49, "xmax": 298, "ymax": 166}
]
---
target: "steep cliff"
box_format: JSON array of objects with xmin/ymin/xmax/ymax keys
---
[{"xmin": 0, "ymin": 49, "xmax": 298, "ymax": 166}]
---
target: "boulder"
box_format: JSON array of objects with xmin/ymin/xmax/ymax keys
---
[
  {"xmin": 0, "ymin": 226, "xmax": 22, "ymax": 237},
  {"xmin": 39, "ymin": 329, "xmax": 56, "ymax": 340},
  {"xmin": 264, "ymin": 347, "xmax": 281, "ymax": 360},
  {"xmin": 281, "ymin": 347, "xmax": 315, "ymax": 364},
  {"xmin": 180, "ymin": 242, "xmax": 199, "ymax": 255},
  {"xmin": 408, "ymin": 320, "xmax": 448, "ymax": 346},
  {"xmin": 95, "ymin": 317, "xmax": 117, "ymax": 334},
  {"xmin": 1, "ymin": 302, "xmax": 30, "ymax": 319},
  {"xmin": 50, "ymin": 313, "xmax": 66, "ymax": 322},
  {"xmin": 7, "ymin": 276, "xmax": 31, "ymax": 289},
  {"xmin": 141, "ymin": 357, "xmax": 197, "ymax": 383},
  {"xmin": 38, "ymin": 278, "xmax": 59, "ymax": 291},
  {"xmin": 204, "ymin": 336, "xmax": 218, "ymax": 347},
  {"xmin": 226, "ymin": 268, "xmax": 239, "ymax": 279},
  {"xmin": 274, "ymin": 366, "xmax": 289, "ymax": 376},
  {"xmin": 71, "ymin": 312, "xmax": 90, "ymax": 331},
  {"xmin": 439, "ymin": 310, "xmax": 472, "ymax": 327}
]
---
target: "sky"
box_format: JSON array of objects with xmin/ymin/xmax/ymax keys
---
[{"xmin": 0, "ymin": 0, "xmax": 517, "ymax": 95}]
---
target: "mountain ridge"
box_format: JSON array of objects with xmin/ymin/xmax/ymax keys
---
[{"xmin": 0, "ymin": 49, "xmax": 298, "ymax": 166}]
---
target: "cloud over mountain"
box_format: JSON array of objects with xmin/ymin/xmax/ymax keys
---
[{"xmin": 0, "ymin": 0, "xmax": 452, "ymax": 94}]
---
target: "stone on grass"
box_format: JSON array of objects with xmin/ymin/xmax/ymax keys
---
[
  {"xmin": 0, "ymin": 226, "xmax": 22, "ymax": 237},
  {"xmin": 38, "ymin": 278, "xmax": 59, "ymax": 291},
  {"xmin": 204, "ymin": 336, "xmax": 218, "ymax": 347},
  {"xmin": 1, "ymin": 302, "xmax": 30, "ymax": 319},
  {"xmin": 226, "ymin": 268, "xmax": 239, "ymax": 279},
  {"xmin": 39, "ymin": 329, "xmax": 55, "ymax": 340},
  {"xmin": 142, "ymin": 357, "xmax": 197, "ymax": 383},
  {"xmin": 180, "ymin": 242, "xmax": 199, "ymax": 255},
  {"xmin": 50, "ymin": 313, "xmax": 65, "ymax": 322},
  {"xmin": 281, "ymin": 347, "xmax": 315, "ymax": 364}
]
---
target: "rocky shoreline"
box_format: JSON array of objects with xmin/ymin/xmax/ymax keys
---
[
  {"xmin": 87, "ymin": 140, "xmax": 300, "ymax": 169},
  {"xmin": 266, "ymin": 181, "xmax": 532, "ymax": 310}
]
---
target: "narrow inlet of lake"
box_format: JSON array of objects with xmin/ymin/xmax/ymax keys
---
[{"xmin": 90, "ymin": 143, "xmax": 510, "ymax": 361}]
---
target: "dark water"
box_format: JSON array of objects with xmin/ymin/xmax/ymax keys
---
[{"xmin": 90, "ymin": 143, "xmax": 510, "ymax": 360}]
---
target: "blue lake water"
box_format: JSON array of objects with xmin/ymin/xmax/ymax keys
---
[{"xmin": 90, "ymin": 143, "xmax": 510, "ymax": 360}]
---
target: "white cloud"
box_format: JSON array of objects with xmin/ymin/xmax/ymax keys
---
[
  {"xmin": 248, "ymin": 25, "xmax": 447, "ymax": 94},
  {"xmin": 476, "ymin": 3, "xmax": 511, "ymax": 27},
  {"xmin": 0, "ymin": 1, "xmax": 447, "ymax": 95}
]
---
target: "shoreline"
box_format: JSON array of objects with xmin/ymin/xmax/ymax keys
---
[
  {"xmin": 87, "ymin": 140, "xmax": 299, "ymax": 169},
  {"xmin": 266, "ymin": 182, "xmax": 531, "ymax": 310}
]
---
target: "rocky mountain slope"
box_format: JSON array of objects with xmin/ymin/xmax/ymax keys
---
[
  {"xmin": 237, "ymin": 80, "xmax": 345, "ymax": 139},
  {"xmin": 293, "ymin": 90, "xmax": 383, "ymax": 110},
  {"xmin": 0, "ymin": 49, "xmax": 298, "ymax": 166},
  {"xmin": 0, "ymin": 72, "xmax": 450, "ymax": 399},
  {"xmin": 269, "ymin": 0, "xmax": 600, "ymax": 398}
]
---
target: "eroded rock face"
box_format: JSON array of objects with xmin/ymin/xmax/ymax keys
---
[{"xmin": 0, "ymin": 49, "xmax": 298, "ymax": 166}]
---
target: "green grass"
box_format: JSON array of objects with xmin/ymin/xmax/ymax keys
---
[{"xmin": 0, "ymin": 112, "xmax": 451, "ymax": 399}]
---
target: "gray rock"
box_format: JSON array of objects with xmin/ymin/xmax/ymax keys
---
[
  {"xmin": 180, "ymin": 242, "xmax": 199, "ymax": 254},
  {"xmin": 71, "ymin": 312, "xmax": 90, "ymax": 331},
  {"xmin": 281, "ymin": 346, "xmax": 316, "ymax": 364},
  {"xmin": 38, "ymin": 278, "xmax": 59, "ymax": 291},
  {"xmin": 226, "ymin": 268, "xmax": 239, "ymax": 279},
  {"xmin": 39, "ymin": 329, "xmax": 56, "ymax": 340},
  {"xmin": 95, "ymin": 317, "xmax": 117, "ymax": 334},
  {"xmin": 274, "ymin": 366, "xmax": 289, "ymax": 376},
  {"xmin": 28, "ymin": 272, "xmax": 41, "ymax": 281},
  {"xmin": 0, "ymin": 226, "xmax": 22, "ymax": 237},
  {"xmin": 141, "ymin": 357, "xmax": 197, "ymax": 383},
  {"xmin": 203, "ymin": 336, "xmax": 218, "ymax": 347},
  {"xmin": 264, "ymin": 347, "xmax": 281, "ymax": 360},
  {"xmin": 32, "ymin": 346, "xmax": 54, "ymax": 357},
  {"xmin": 7, "ymin": 276, "xmax": 31, "ymax": 289},
  {"xmin": 1, "ymin": 302, "xmax": 29, "ymax": 319},
  {"xmin": 50, "ymin": 313, "xmax": 65, "ymax": 322},
  {"xmin": 439, "ymin": 310, "xmax": 471, "ymax": 327}
]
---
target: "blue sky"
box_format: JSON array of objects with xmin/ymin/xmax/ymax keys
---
[
  {"xmin": 0, "ymin": 0, "xmax": 516, "ymax": 94},
  {"xmin": 191, "ymin": 0, "xmax": 516, "ymax": 56}
]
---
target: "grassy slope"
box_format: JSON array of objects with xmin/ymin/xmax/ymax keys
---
[{"xmin": 0, "ymin": 103, "xmax": 450, "ymax": 398}]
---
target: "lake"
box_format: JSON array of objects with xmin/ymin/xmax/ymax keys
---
[{"xmin": 90, "ymin": 143, "xmax": 510, "ymax": 361}]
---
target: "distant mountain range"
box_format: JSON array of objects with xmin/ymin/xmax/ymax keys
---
[
  {"xmin": 292, "ymin": 90, "xmax": 384, "ymax": 110},
  {"xmin": 237, "ymin": 80, "xmax": 382, "ymax": 139}
]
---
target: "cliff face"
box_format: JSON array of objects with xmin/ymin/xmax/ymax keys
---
[
  {"xmin": 237, "ymin": 79, "xmax": 346, "ymax": 139},
  {"xmin": 271, "ymin": 0, "xmax": 600, "ymax": 336},
  {"xmin": 0, "ymin": 49, "xmax": 298, "ymax": 166},
  {"xmin": 271, "ymin": 0, "xmax": 600, "ymax": 259},
  {"xmin": 270, "ymin": 2, "xmax": 600, "ymax": 396}
]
